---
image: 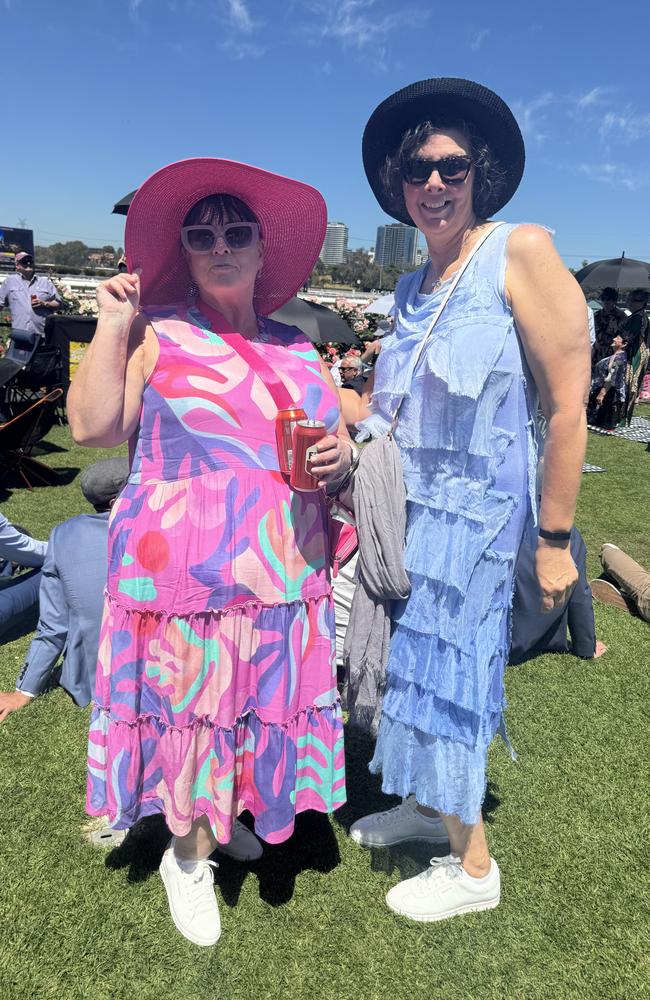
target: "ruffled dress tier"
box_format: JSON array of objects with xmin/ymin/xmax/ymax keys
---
[
  {"xmin": 86, "ymin": 301, "xmax": 346, "ymax": 843},
  {"xmin": 358, "ymin": 223, "xmax": 539, "ymax": 824}
]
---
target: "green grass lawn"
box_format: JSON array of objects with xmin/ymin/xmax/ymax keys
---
[{"xmin": 0, "ymin": 418, "xmax": 649, "ymax": 1000}]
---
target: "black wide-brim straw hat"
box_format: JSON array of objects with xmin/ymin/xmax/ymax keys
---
[{"xmin": 362, "ymin": 77, "xmax": 525, "ymax": 223}]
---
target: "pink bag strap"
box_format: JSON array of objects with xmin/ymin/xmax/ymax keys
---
[{"xmin": 221, "ymin": 324, "xmax": 297, "ymax": 413}]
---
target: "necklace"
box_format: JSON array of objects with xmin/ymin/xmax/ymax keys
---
[
  {"xmin": 421, "ymin": 221, "xmax": 487, "ymax": 295},
  {"xmin": 424, "ymin": 269, "xmax": 448, "ymax": 295}
]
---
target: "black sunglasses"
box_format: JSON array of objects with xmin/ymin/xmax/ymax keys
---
[{"xmin": 402, "ymin": 155, "xmax": 472, "ymax": 186}]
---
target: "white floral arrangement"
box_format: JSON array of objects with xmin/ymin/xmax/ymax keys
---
[{"xmin": 52, "ymin": 280, "xmax": 99, "ymax": 316}]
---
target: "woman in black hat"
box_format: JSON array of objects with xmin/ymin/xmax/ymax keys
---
[{"xmin": 347, "ymin": 78, "xmax": 591, "ymax": 922}]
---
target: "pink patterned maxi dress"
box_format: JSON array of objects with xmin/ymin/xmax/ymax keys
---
[{"xmin": 86, "ymin": 301, "xmax": 346, "ymax": 844}]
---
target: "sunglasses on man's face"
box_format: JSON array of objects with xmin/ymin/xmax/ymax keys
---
[
  {"xmin": 17, "ymin": 259, "xmax": 33, "ymax": 266},
  {"xmin": 181, "ymin": 222, "xmax": 260, "ymax": 254},
  {"xmin": 402, "ymin": 155, "xmax": 472, "ymax": 186}
]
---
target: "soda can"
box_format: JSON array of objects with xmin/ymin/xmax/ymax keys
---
[
  {"xmin": 275, "ymin": 406, "xmax": 307, "ymax": 474},
  {"xmin": 290, "ymin": 419, "xmax": 326, "ymax": 492}
]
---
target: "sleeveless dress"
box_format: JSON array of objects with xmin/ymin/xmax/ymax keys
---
[
  {"xmin": 86, "ymin": 301, "xmax": 346, "ymax": 844},
  {"xmin": 358, "ymin": 223, "xmax": 539, "ymax": 825}
]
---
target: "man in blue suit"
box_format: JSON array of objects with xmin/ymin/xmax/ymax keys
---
[
  {"xmin": 0, "ymin": 458, "xmax": 129, "ymax": 722},
  {"xmin": 0, "ymin": 515, "xmax": 47, "ymax": 638}
]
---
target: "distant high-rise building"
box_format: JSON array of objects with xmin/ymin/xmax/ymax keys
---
[
  {"xmin": 414, "ymin": 246, "xmax": 430, "ymax": 268},
  {"xmin": 320, "ymin": 222, "xmax": 348, "ymax": 267},
  {"xmin": 375, "ymin": 223, "xmax": 418, "ymax": 268}
]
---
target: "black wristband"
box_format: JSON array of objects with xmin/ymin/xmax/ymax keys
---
[{"xmin": 539, "ymin": 527, "xmax": 572, "ymax": 542}]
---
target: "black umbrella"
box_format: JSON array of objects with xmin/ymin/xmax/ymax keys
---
[
  {"xmin": 574, "ymin": 254, "xmax": 650, "ymax": 293},
  {"xmin": 269, "ymin": 297, "xmax": 361, "ymax": 346},
  {"xmin": 112, "ymin": 190, "xmax": 136, "ymax": 216}
]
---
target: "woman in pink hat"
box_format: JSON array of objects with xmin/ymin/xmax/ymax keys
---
[{"xmin": 67, "ymin": 158, "xmax": 355, "ymax": 947}]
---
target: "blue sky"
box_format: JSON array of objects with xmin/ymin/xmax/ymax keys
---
[{"xmin": 2, "ymin": 0, "xmax": 649, "ymax": 266}]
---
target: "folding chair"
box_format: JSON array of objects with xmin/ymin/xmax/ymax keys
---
[
  {"xmin": 4, "ymin": 343, "xmax": 65, "ymax": 419},
  {"xmin": 0, "ymin": 388, "xmax": 64, "ymax": 490},
  {"xmin": 4, "ymin": 329, "xmax": 41, "ymax": 366}
]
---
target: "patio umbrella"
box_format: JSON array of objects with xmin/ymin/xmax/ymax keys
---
[
  {"xmin": 363, "ymin": 293, "xmax": 395, "ymax": 316},
  {"xmin": 574, "ymin": 255, "xmax": 650, "ymax": 293},
  {"xmin": 269, "ymin": 297, "xmax": 361, "ymax": 346},
  {"xmin": 112, "ymin": 190, "xmax": 136, "ymax": 216}
]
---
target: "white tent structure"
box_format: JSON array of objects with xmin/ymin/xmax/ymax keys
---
[{"xmin": 363, "ymin": 293, "xmax": 395, "ymax": 316}]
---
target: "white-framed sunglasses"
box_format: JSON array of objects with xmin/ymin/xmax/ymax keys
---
[{"xmin": 181, "ymin": 222, "xmax": 260, "ymax": 254}]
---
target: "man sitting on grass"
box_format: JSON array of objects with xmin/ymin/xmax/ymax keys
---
[
  {"xmin": 0, "ymin": 458, "xmax": 129, "ymax": 722},
  {"xmin": 0, "ymin": 514, "xmax": 47, "ymax": 640},
  {"xmin": 591, "ymin": 544, "xmax": 650, "ymax": 623}
]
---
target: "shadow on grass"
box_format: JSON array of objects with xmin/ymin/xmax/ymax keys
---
[
  {"xmin": 333, "ymin": 724, "xmax": 501, "ymax": 882},
  {"xmin": 0, "ymin": 466, "xmax": 80, "ymax": 492},
  {"xmin": 32, "ymin": 439, "xmax": 69, "ymax": 455},
  {"xmin": 217, "ymin": 810, "xmax": 341, "ymax": 909},
  {"xmin": 105, "ymin": 814, "xmax": 170, "ymax": 883},
  {"xmin": 105, "ymin": 809, "xmax": 341, "ymax": 909}
]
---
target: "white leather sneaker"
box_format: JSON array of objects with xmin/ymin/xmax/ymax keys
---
[
  {"xmin": 386, "ymin": 853, "xmax": 500, "ymax": 922},
  {"xmin": 349, "ymin": 795, "xmax": 449, "ymax": 847},
  {"xmin": 216, "ymin": 819, "xmax": 263, "ymax": 861},
  {"xmin": 159, "ymin": 845, "xmax": 221, "ymax": 947}
]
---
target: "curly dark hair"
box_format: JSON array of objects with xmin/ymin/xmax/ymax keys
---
[{"xmin": 379, "ymin": 116, "xmax": 508, "ymax": 221}]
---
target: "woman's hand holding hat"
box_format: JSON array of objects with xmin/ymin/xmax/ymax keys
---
[{"xmin": 96, "ymin": 270, "xmax": 141, "ymax": 332}]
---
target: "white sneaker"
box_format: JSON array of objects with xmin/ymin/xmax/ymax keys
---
[
  {"xmin": 386, "ymin": 853, "xmax": 500, "ymax": 922},
  {"xmin": 216, "ymin": 819, "xmax": 263, "ymax": 861},
  {"xmin": 159, "ymin": 844, "xmax": 221, "ymax": 947},
  {"xmin": 349, "ymin": 795, "xmax": 449, "ymax": 847}
]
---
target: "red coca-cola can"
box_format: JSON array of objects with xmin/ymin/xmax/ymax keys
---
[
  {"xmin": 275, "ymin": 406, "xmax": 307, "ymax": 474},
  {"xmin": 290, "ymin": 419, "xmax": 326, "ymax": 492}
]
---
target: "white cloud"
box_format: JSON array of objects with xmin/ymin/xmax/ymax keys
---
[
  {"xmin": 599, "ymin": 108, "xmax": 650, "ymax": 142},
  {"xmin": 220, "ymin": 38, "xmax": 265, "ymax": 59},
  {"xmin": 226, "ymin": 0, "xmax": 254, "ymax": 33},
  {"xmin": 577, "ymin": 162, "xmax": 647, "ymax": 192},
  {"xmin": 575, "ymin": 86, "xmax": 609, "ymax": 112},
  {"xmin": 469, "ymin": 28, "xmax": 490, "ymax": 51},
  {"xmin": 303, "ymin": 0, "xmax": 424, "ymax": 51},
  {"xmin": 511, "ymin": 91, "xmax": 555, "ymax": 144},
  {"xmin": 215, "ymin": 0, "xmax": 265, "ymax": 59},
  {"xmin": 127, "ymin": 0, "xmax": 145, "ymax": 20}
]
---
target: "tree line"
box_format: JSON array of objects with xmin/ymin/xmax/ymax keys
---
[
  {"xmin": 34, "ymin": 241, "xmax": 124, "ymax": 269},
  {"xmin": 311, "ymin": 249, "xmax": 419, "ymax": 292}
]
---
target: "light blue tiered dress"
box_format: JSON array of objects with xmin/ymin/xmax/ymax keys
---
[{"xmin": 358, "ymin": 223, "xmax": 539, "ymax": 825}]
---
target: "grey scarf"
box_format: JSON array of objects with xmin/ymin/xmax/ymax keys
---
[{"xmin": 342, "ymin": 433, "xmax": 411, "ymax": 734}]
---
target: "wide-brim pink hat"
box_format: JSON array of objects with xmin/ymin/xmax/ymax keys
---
[{"xmin": 125, "ymin": 158, "xmax": 327, "ymax": 315}]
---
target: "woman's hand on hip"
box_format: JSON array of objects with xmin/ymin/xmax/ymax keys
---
[
  {"xmin": 309, "ymin": 435, "xmax": 353, "ymax": 488},
  {"xmin": 535, "ymin": 541, "xmax": 578, "ymax": 612},
  {"xmin": 96, "ymin": 270, "xmax": 141, "ymax": 332}
]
